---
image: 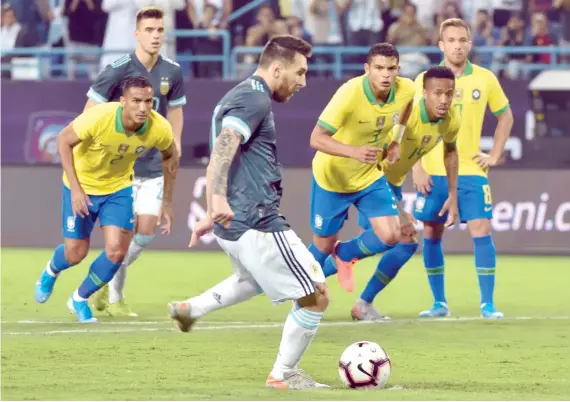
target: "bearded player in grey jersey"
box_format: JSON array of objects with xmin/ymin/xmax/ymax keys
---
[
  {"xmin": 84, "ymin": 7, "xmax": 186, "ymax": 317},
  {"xmin": 168, "ymin": 35, "xmax": 331, "ymax": 390}
]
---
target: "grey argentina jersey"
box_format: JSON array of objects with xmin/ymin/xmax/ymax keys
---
[
  {"xmin": 211, "ymin": 76, "xmax": 289, "ymax": 241},
  {"xmin": 87, "ymin": 53, "xmax": 186, "ymax": 178}
]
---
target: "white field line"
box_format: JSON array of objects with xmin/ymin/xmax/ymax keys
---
[
  {"xmin": 2, "ymin": 316, "xmax": 569, "ymax": 336},
  {"xmin": 1, "ymin": 320, "xmax": 252, "ymax": 325},
  {"xmin": 2, "ymin": 315, "xmax": 569, "ymax": 325}
]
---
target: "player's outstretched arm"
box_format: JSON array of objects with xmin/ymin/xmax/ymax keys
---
[
  {"xmin": 159, "ymin": 142, "xmax": 179, "ymax": 234},
  {"xmin": 309, "ymin": 125, "xmax": 383, "ymax": 164},
  {"xmin": 83, "ymin": 98, "xmax": 98, "ymax": 111},
  {"xmin": 206, "ymin": 128, "xmax": 242, "ymax": 227},
  {"xmin": 474, "ymin": 107, "xmax": 514, "ymax": 169},
  {"xmin": 57, "ymin": 125, "xmax": 82, "ymax": 191},
  {"xmin": 385, "ymin": 101, "xmax": 413, "ymax": 164},
  {"xmin": 167, "ymin": 106, "xmax": 184, "ymax": 157},
  {"xmin": 57, "ymin": 125, "xmax": 91, "ymax": 217},
  {"xmin": 439, "ymin": 141, "xmax": 459, "ymax": 227}
]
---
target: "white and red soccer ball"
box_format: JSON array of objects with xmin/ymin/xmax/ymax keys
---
[{"xmin": 338, "ymin": 341, "xmax": 392, "ymax": 389}]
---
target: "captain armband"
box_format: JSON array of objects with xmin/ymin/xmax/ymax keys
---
[{"xmin": 392, "ymin": 124, "xmax": 406, "ymax": 144}]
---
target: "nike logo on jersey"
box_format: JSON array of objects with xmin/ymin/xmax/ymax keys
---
[
  {"xmin": 359, "ymin": 120, "xmax": 370, "ymax": 124},
  {"xmin": 484, "ymin": 206, "xmax": 493, "ymax": 212}
]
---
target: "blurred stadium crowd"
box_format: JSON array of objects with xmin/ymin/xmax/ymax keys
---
[{"xmin": 1, "ymin": 0, "xmax": 569, "ymax": 80}]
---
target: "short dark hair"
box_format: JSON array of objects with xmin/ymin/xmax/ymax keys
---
[
  {"xmin": 423, "ymin": 66, "xmax": 455, "ymax": 88},
  {"xmin": 2, "ymin": 3, "xmax": 14, "ymax": 14},
  {"xmin": 258, "ymin": 34, "xmax": 312, "ymax": 68},
  {"xmin": 136, "ymin": 6, "xmax": 163, "ymax": 25},
  {"xmin": 122, "ymin": 76, "xmax": 153, "ymax": 94},
  {"xmin": 367, "ymin": 43, "xmax": 399, "ymax": 64},
  {"xmin": 405, "ymin": 2, "xmax": 417, "ymax": 13}
]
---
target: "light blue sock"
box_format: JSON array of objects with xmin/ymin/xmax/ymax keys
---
[
  {"xmin": 308, "ymin": 243, "xmax": 329, "ymax": 268},
  {"xmin": 50, "ymin": 244, "xmax": 72, "ymax": 273},
  {"xmin": 360, "ymin": 243, "xmax": 418, "ymax": 303},
  {"xmin": 322, "ymin": 255, "xmax": 338, "ymax": 278},
  {"xmin": 77, "ymin": 252, "xmax": 122, "ymax": 299},
  {"xmin": 336, "ymin": 229, "xmax": 395, "ymax": 261},
  {"xmin": 423, "ymin": 237, "xmax": 446, "ymax": 303},
  {"xmin": 473, "ymin": 235, "xmax": 496, "ymax": 305}
]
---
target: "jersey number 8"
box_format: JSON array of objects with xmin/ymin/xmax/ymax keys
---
[{"xmin": 482, "ymin": 184, "xmax": 492, "ymax": 205}]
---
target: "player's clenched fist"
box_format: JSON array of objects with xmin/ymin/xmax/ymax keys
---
[
  {"xmin": 385, "ymin": 141, "xmax": 400, "ymax": 164},
  {"xmin": 211, "ymin": 194, "xmax": 234, "ymax": 228},
  {"xmin": 412, "ymin": 165, "xmax": 433, "ymax": 196},
  {"xmin": 351, "ymin": 145, "xmax": 384, "ymax": 164},
  {"xmin": 71, "ymin": 186, "xmax": 92, "ymax": 218}
]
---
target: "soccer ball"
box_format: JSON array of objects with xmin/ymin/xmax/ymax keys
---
[{"xmin": 338, "ymin": 341, "xmax": 391, "ymax": 389}]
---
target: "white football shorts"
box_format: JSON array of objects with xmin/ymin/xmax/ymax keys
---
[
  {"xmin": 216, "ymin": 229, "xmax": 325, "ymax": 304},
  {"xmin": 132, "ymin": 176, "xmax": 163, "ymax": 216}
]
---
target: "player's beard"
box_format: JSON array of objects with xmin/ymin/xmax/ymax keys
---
[{"xmin": 272, "ymin": 77, "xmax": 294, "ymax": 103}]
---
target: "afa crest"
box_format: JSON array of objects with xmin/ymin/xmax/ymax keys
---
[
  {"xmin": 454, "ymin": 88, "xmax": 463, "ymax": 101},
  {"xmin": 310, "ymin": 261, "xmax": 321, "ymax": 276},
  {"xmin": 160, "ymin": 77, "xmax": 170, "ymax": 95},
  {"xmin": 377, "ymin": 116, "xmax": 386, "ymax": 130}
]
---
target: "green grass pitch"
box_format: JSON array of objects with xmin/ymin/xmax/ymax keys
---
[{"xmin": 2, "ymin": 248, "xmax": 569, "ymax": 400}]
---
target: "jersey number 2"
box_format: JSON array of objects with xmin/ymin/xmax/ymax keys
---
[
  {"xmin": 110, "ymin": 155, "xmax": 123, "ymax": 165},
  {"xmin": 454, "ymin": 104, "xmax": 463, "ymax": 117}
]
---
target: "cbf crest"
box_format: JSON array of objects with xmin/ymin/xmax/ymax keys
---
[
  {"xmin": 454, "ymin": 88, "xmax": 463, "ymax": 101},
  {"xmin": 160, "ymin": 77, "xmax": 170, "ymax": 95},
  {"xmin": 472, "ymin": 89, "xmax": 481, "ymax": 100},
  {"xmin": 377, "ymin": 116, "xmax": 386, "ymax": 131},
  {"xmin": 422, "ymin": 135, "xmax": 432, "ymax": 145},
  {"xmin": 118, "ymin": 144, "xmax": 129, "ymax": 154}
]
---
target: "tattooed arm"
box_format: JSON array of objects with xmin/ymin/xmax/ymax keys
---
[
  {"xmin": 439, "ymin": 140, "xmax": 459, "ymax": 227},
  {"xmin": 206, "ymin": 127, "xmax": 243, "ymax": 227},
  {"xmin": 443, "ymin": 141, "xmax": 458, "ymax": 200}
]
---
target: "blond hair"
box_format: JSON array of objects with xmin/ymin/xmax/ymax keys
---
[{"xmin": 439, "ymin": 18, "xmax": 471, "ymax": 40}]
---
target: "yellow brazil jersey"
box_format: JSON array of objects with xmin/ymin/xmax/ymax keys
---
[
  {"xmin": 381, "ymin": 98, "xmax": 460, "ymax": 186},
  {"xmin": 63, "ymin": 102, "xmax": 173, "ymax": 195},
  {"xmin": 415, "ymin": 61, "xmax": 510, "ymax": 177},
  {"xmin": 312, "ymin": 75, "xmax": 415, "ymax": 193}
]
